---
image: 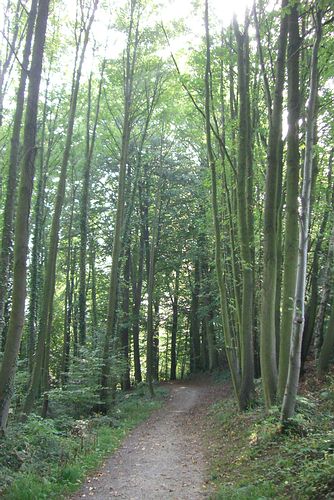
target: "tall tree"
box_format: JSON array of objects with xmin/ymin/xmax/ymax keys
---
[
  {"xmin": 233, "ymin": 13, "xmax": 255, "ymax": 408},
  {"xmin": 281, "ymin": 9, "xmax": 322, "ymax": 421},
  {"xmin": 23, "ymin": 0, "xmax": 99, "ymax": 415},
  {"xmin": 0, "ymin": 0, "xmax": 50, "ymax": 431},
  {"xmin": 100, "ymin": 0, "xmax": 139, "ymax": 410},
  {"xmin": 78, "ymin": 61, "xmax": 105, "ymax": 346},
  {"xmin": 260, "ymin": 0, "xmax": 288, "ymax": 409},
  {"xmin": 277, "ymin": 2, "xmax": 301, "ymax": 400},
  {"xmin": 0, "ymin": 0, "xmax": 38, "ymax": 341}
]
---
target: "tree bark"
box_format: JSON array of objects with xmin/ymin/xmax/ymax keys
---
[
  {"xmin": 234, "ymin": 15, "xmax": 255, "ymax": 409},
  {"xmin": 23, "ymin": 0, "xmax": 99, "ymax": 416},
  {"xmin": 277, "ymin": 3, "xmax": 301, "ymax": 400},
  {"xmin": 0, "ymin": 0, "xmax": 38, "ymax": 339},
  {"xmin": 0, "ymin": 0, "xmax": 50, "ymax": 431},
  {"xmin": 281, "ymin": 10, "xmax": 322, "ymax": 422},
  {"xmin": 78, "ymin": 60, "xmax": 105, "ymax": 346},
  {"xmin": 100, "ymin": 0, "xmax": 138, "ymax": 410},
  {"xmin": 204, "ymin": 0, "xmax": 240, "ymax": 403},
  {"xmin": 170, "ymin": 268, "xmax": 179, "ymax": 380},
  {"xmin": 260, "ymin": 0, "xmax": 288, "ymax": 409}
]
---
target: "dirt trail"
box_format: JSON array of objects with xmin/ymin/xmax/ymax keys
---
[{"xmin": 72, "ymin": 378, "xmax": 225, "ymax": 499}]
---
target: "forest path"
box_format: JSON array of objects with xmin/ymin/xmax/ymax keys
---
[{"xmin": 71, "ymin": 377, "xmax": 226, "ymax": 499}]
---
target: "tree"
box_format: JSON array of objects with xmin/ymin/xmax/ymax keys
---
[
  {"xmin": 0, "ymin": 0, "xmax": 38, "ymax": 342},
  {"xmin": 0, "ymin": 0, "xmax": 50, "ymax": 431},
  {"xmin": 100, "ymin": 0, "xmax": 139, "ymax": 409},
  {"xmin": 281, "ymin": 9, "xmax": 322, "ymax": 422},
  {"xmin": 23, "ymin": 0, "xmax": 99, "ymax": 416},
  {"xmin": 277, "ymin": 2, "xmax": 301, "ymax": 400},
  {"xmin": 260, "ymin": 0, "xmax": 288, "ymax": 409}
]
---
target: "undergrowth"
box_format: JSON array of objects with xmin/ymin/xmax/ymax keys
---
[
  {"xmin": 0, "ymin": 385, "xmax": 167, "ymax": 500},
  {"xmin": 208, "ymin": 371, "xmax": 334, "ymax": 499}
]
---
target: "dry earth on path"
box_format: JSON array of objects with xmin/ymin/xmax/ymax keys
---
[{"xmin": 71, "ymin": 377, "xmax": 226, "ymax": 500}]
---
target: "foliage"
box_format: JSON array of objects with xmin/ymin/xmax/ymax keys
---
[
  {"xmin": 209, "ymin": 372, "xmax": 334, "ymax": 499},
  {"xmin": 0, "ymin": 386, "xmax": 166, "ymax": 499}
]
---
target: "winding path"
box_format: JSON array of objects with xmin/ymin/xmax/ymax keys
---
[{"xmin": 72, "ymin": 378, "xmax": 224, "ymax": 499}]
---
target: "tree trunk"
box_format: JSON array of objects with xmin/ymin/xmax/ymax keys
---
[
  {"xmin": 146, "ymin": 191, "xmax": 161, "ymax": 396},
  {"xmin": 61, "ymin": 190, "xmax": 76, "ymax": 386},
  {"xmin": 281, "ymin": 10, "xmax": 322, "ymax": 422},
  {"xmin": 0, "ymin": 0, "xmax": 50, "ymax": 431},
  {"xmin": 277, "ymin": 3, "xmax": 301, "ymax": 400},
  {"xmin": 100, "ymin": 0, "xmax": 138, "ymax": 409},
  {"xmin": 0, "ymin": 0, "xmax": 38, "ymax": 339},
  {"xmin": 170, "ymin": 268, "xmax": 179, "ymax": 380},
  {"xmin": 79, "ymin": 61, "xmax": 105, "ymax": 346},
  {"xmin": 132, "ymin": 222, "xmax": 144, "ymax": 383},
  {"xmin": 120, "ymin": 249, "xmax": 131, "ymax": 390},
  {"xmin": 204, "ymin": 0, "xmax": 240, "ymax": 402},
  {"xmin": 23, "ymin": 0, "xmax": 99, "ymax": 416},
  {"xmin": 190, "ymin": 257, "xmax": 201, "ymax": 373},
  {"xmin": 234, "ymin": 15, "xmax": 255, "ymax": 409},
  {"xmin": 260, "ymin": 0, "xmax": 288, "ymax": 409}
]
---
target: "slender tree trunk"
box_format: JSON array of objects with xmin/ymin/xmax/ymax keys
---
[
  {"xmin": 100, "ymin": 0, "xmax": 138, "ymax": 409},
  {"xmin": 132, "ymin": 208, "xmax": 145, "ymax": 383},
  {"xmin": 234, "ymin": 15, "xmax": 255, "ymax": 409},
  {"xmin": 281, "ymin": 11, "xmax": 322, "ymax": 421},
  {"xmin": 61, "ymin": 191, "xmax": 76, "ymax": 386},
  {"xmin": 317, "ymin": 224, "xmax": 334, "ymax": 373},
  {"xmin": 23, "ymin": 0, "xmax": 99, "ymax": 416},
  {"xmin": 90, "ymin": 239, "xmax": 98, "ymax": 341},
  {"xmin": 170, "ymin": 268, "xmax": 179, "ymax": 380},
  {"xmin": 190, "ymin": 257, "xmax": 201, "ymax": 373},
  {"xmin": 277, "ymin": 4, "xmax": 301, "ymax": 400},
  {"xmin": 204, "ymin": 0, "xmax": 240, "ymax": 402},
  {"xmin": 120, "ymin": 249, "xmax": 131, "ymax": 390},
  {"xmin": 301, "ymin": 211, "xmax": 329, "ymax": 370},
  {"xmin": 146, "ymin": 191, "xmax": 161, "ymax": 396},
  {"xmin": 260, "ymin": 0, "xmax": 288, "ymax": 409},
  {"xmin": 318, "ymin": 301, "xmax": 334, "ymax": 375},
  {"xmin": 0, "ymin": 0, "xmax": 38, "ymax": 339},
  {"xmin": 0, "ymin": 0, "xmax": 50, "ymax": 431},
  {"xmin": 153, "ymin": 299, "xmax": 160, "ymax": 381},
  {"xmin": 79, "ymin": 61, "xmax": 105, "ymax": 346}
]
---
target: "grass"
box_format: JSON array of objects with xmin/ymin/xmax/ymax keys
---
[
  {"xmin": 207, "ymin": 369, "xmax": 334, "ymax": 499},
  {"xmin": 1, "ymin": 385, "xmax": 167, "ymax": 500}
]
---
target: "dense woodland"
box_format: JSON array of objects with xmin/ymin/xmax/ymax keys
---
[{"xmin": 0, "ymin": 0, "xmax": 334, "ymax": 494}]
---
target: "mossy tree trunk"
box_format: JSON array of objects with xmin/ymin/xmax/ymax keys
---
[
  {"xmin": 281, "ymin": 10, "xmax": 322, "ymax": 422},
  {"xmin": 23, "ymin": 0, "xmax": 99, "ymax": 416},
  {"xmin": 260, "ymin": 0, "xmax": 288, "ymax": 409},
  {"xmin": 204, "ymin": 0, "xmax": 241, "ymax": 404},
  {"xmin": 0, "ymin": 0, "xmax": 38, "ymax": 340},
  {"xmin": 0, "ymin": 0, "xmax": 50, "ymax": 431},
  {"xmin": 233, "ymin": 14, "xmax": 255, "ymax": 409},
  {"xmin": 277, "ymin": 3, "xmax": 301, "ymax": 400}
]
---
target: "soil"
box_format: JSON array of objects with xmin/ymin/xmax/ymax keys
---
[{"xmin": 71, "ymin": 377, "xmax": 227, "ymax": 500}]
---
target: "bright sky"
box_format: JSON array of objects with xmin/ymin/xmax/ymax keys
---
[
  {"xmin": 0, "ymin": 0, "xmax": 254, "ymax": 102},
  {"xmin": 160, "ymin": 0, "xmax": 253, "ymax": 26},
  {"xmin": 156, "ymin": 0, "xmax": 253, "ymax": 58}
]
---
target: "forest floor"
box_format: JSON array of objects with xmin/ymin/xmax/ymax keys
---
[{"xmin": 71, "ymin": 376, "xmax": 227, "ymax": 500}]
